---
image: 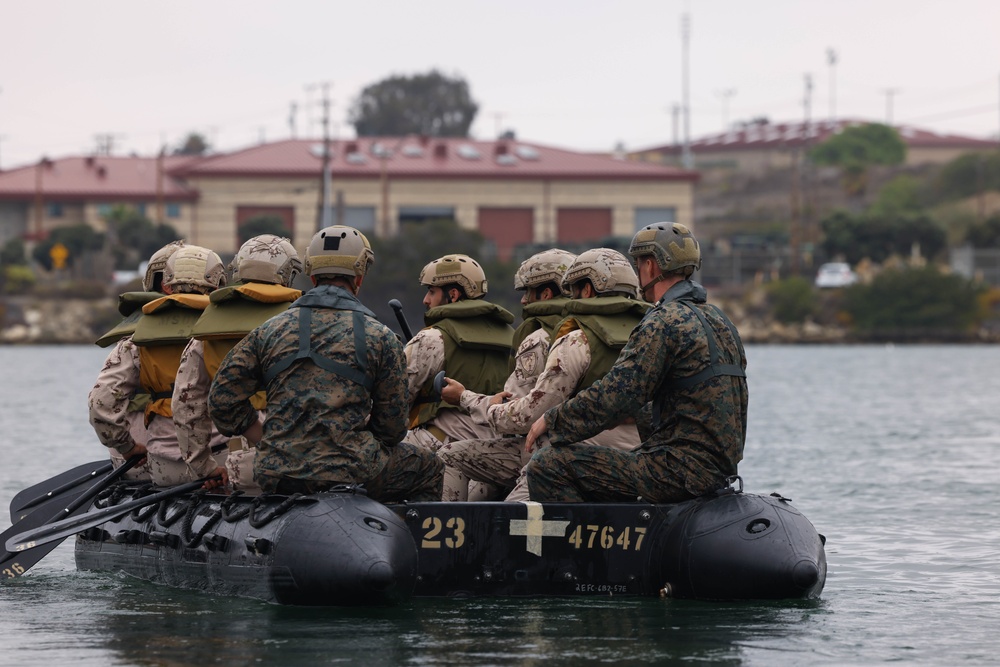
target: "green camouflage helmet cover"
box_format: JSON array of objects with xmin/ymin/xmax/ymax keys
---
[{"xmin": 628, "ymin": 222, "xmax": 702, "ymax": 274}]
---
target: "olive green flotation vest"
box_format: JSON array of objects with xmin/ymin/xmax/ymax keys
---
[
  {"xmin": 95, "ymin": 291, "xmax": 162, "ymax": 348},
  {"xmin": 192, "ymin": 283, "xmax": 302, "ymax": 411},
  {"xmin": 132, "ymin": 293, "xmax": 211, "ymax": 423},
  {"xmin": 553, "ymin": 296, "xmax": 650, "ymax": 396},
  {"xmin": 508, "ymin": 296, "xmax": 571, "ymax": 374},
  {"xmin": 410, "ymin": 299, "xmax": 515, "ymax": 428}
]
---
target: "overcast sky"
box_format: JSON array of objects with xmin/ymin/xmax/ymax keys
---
[{"xmin": 2, "ymin": 0, "xmax": 998, "ymax": 169}]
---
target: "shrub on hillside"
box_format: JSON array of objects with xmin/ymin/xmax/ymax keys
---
[
  {"xmin": 844, "ymin": 266, "xmax": 984, "ymax": 336},
  {"xmin": 766, "ymin": 277, "xmax": 816, "ymax": 323}
]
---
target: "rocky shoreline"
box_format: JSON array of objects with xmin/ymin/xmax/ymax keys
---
[{"xmin": 1, "ymin": 295, "xmax": 996, "ymax": 346}]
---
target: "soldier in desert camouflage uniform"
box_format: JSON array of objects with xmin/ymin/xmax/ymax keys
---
[
  {"xmin": 439, "ymin": 248, "xmax": 648, "ymax": 501},
  {"xmin": 208, "ymin": 225, "xmax": 442, "ymax": 500},
  {"xmin": 90, "ymin": 245, "xmax": 228, "ymax": 486},
  {"xmin": 94, "ymin": 240, "xmax": 185, "ymax": 481},
  {"xmin": 173, "ymin": 235, "xmax": 303, "ymax": 493},
  {"xmin": 524, "ymin": 223, "xmax": 748, "ymax": 503},
  {"xmin": 403, "ymin": 254, "xmax": 515, "ymax": 453}
]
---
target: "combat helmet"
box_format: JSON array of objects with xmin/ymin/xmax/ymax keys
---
[
  {"xmin": 305, "ymin": 225, "xmax": 374, "ymax": 278},
  {"xmin": 233, "ymin": 234, "xmax": 302, "ymax": 287},
  {"xmin": 514, "ymin": 249, "xmax": 577, "ymax": 297},
  {"xmin": 561, "ymin": 248, "xmax": 639, "ymax": 298},
  {"xmin": 628, "ymin": 222, "xmax": 701, "ymax": 275},
  {"xmin": 419, "ymin": 254, "xmax": 488, "ymax": 299},
  {"xmin": 142, "ymin": 240, "xmax": 185, "ymax": 292},
  {"xmin": 163, "ymin": 245, "xmax": 227, "ymax": 294}
]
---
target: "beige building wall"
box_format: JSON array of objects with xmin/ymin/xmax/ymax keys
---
[{"xmin": 186, "ymin": 174, "xmax": 695, "ymax": 254}]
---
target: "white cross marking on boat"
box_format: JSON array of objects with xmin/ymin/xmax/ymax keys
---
[{"xmin": 509, "ymin": 501, "xmax": 570, "ymax": 557}]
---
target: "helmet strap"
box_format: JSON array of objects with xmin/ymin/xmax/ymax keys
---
[{"xmin": 639, "ymin": 272, "xmax": 669, "ymax": 302}]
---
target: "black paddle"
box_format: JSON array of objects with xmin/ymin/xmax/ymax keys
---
[
  {"xmin": 0, "ymin": 455, "xmax": 142, "ymax": 580},
  {"xmin": 4, "ymin": 477, "xmax": 213, "ymax": 557},
  {"xmin": 388, "ymin": 299, "xmax": 413, "ymax": 342},
  {"xmin": 9, "ymin": 459, "xmax": 114, "ymax": 523}
]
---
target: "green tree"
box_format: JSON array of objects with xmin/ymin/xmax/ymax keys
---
[
  {"xmin": 174, "ymin": 132, "xmax": 210, "ymax": 156},
  {"xmin": 868, "ymin": 175, "xmax": 925, "ymax": 217},
  {"xmin": 844, "ymin": 266, "xmax": 984, "ymax": 336},
  {"xmin": 965, "ymin": 213, "xmax": 1000, "ymax": 248},
  {"xmin": 1, "ymin": 238, "xmax": 27, "ymax": 266},
  {"xmin": 934, "ymin": 151, "xmax": 1000, "ymax": 202},
  {"xmin": 105, "ymin": 205, "xmax": 182, "ymax": 269},
  {"xmin": 239, "ymin": 215, "xmax": 292, "ymax": 246},
  {"xmin": 32, "ymin": 224, "xmax": 105, "ymax": 270},
  {"xmin": 766, "ymin": 277, "xmax": 816, "ymax": 323},
  {"xmin": 349, "ymin": 70, "xmax": 479, "ymax": 137},
  {"xmin": 820, "ymin": 210, "xmax": 946, "ymax": 264},
  {"xmin": 809, "ymin": 123, "xmax": 906, "ymax": 196}
]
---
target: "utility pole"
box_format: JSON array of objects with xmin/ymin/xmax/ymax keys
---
[
  {"xmin": 680, "ymin": 12, "xmax": 693, "ymax": 170},
  {"xmin": 307, "ymin": 82, "xmax": 334, "ymax": 231},
  {"xmin": 289, "ymin": 102, "xmax": 298, "ymax": 138},
  {"xmin": 715, "ymin": 88, "xmax": 736, "ymax": 131},
  {"xmin": 493, "ymin": 112, "xmax": 506, "ymax": 138},
  {"xmin": 882, "ymin": 88, "xmax": 900, "ymax": 125},
  {"xmin": 827, "ymin": 48, "xmax": 837, "ymax": 125},
  {"xmin": 93, "ymin": 133, "xmax": 121, "ymax": 156}
]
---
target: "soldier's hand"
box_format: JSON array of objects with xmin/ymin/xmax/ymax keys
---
[
  {"xmin": 202, "ymin": 466, "xmax": 229, "ymax": 491},
  {"xmin": 440, "ymin": 377, "xmax": 466, "ymax": 405},
  {"xmin": 123, "ymin": 442, "xmax": 148, "ymax": 466},
  {"xmin": 525, "ymin": 415, "xmax": 548, "ymax": 453},
  {"xmin": 489, "ymin": 391, "xmax": 512, "ymax": 406}
]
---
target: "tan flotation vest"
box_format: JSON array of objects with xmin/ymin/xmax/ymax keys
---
[
  {"xmin": 409, "ymin": 299, "xmax": 515, "ymax": 428},
  {"xmin": 191, "ymin": 283, "xmax": 301, "ymax": 411},
  {"xmin": 553, "ymin": 296, "xmax": 650, "ymax": 396},
  {"xmin": 132, "ymin": 293, "xmax": 210, "ymax": 424}
]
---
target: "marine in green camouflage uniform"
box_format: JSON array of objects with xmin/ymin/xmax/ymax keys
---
[
  {"xmin": 526, "ymin": 223, "xmax": 748, "ymax": 503},
  {"xmin": 208, "ymin": 226, "xmax": 442, "ymax": 501}
]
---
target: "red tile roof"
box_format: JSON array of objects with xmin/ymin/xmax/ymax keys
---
[
  {"xmin": 176, "ymin": 137, "xmax": 698, "ymax": 181},
  {"xmin": 0, "ymin": 155, "xmax": 199, "ymax": 201},
  {"xmin": 637, "ymin": 119, "xmax": 1000, "ymax": 155}
]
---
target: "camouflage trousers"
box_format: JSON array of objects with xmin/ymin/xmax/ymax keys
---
[
  {"xmin": 438, "ymin": 436, "xmax": 529, "ymax": 502},
  {"xmin": 258, "ymin": 442, "xmax": 444, "ymax": 503},
  {"xmin": 526, "ymin": 444, "xmax": 694, "ymax": 503}
]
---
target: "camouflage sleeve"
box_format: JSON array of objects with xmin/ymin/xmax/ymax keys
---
[
  {"xmin": 545, "ymin": 314, "xmax": 669, "ymax": 446},
  {"xmin": 504, "ymin": 328, "xmax": 550, "ymax": 399},
  {"xmin": 458, "ymin": 327, "xmax": 551, "ymax": 424},
  {"xmin": 208, "ymin": 332, "xmax": 263, "ymax": 438},
  {"xmin": 486, "ymin": 330, "xmax": 591, "ymax": 435},
  {"xmin": 367, "ymin": 320, "xmax": 409, "ymax": 447},
  {"xmin": 173, "ymin": 339, "xmax": 219, "ymax": 477},
  {"xmin": 88, "ymin": 336, "xmax": 142, "ymax": 455},
  {"xmin": 403, "ymin": 328, "xmax": 445, "ymax": 407}
]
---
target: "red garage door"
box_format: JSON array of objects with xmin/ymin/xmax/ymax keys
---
[
  {"xmin": 478, "ymin": 208, "xmax": 534, "ymax": 261},
  {"xmin": 556, "ymin": 208, "xmax": 612, "ymax": 244}
]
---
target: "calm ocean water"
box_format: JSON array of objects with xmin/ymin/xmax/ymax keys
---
[{"xmin": 1, "ymin": 344, "xmax": 999, "ymax": 666}]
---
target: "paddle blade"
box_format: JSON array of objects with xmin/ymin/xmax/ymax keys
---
[{"xmin": 9, "ymin": 460, "xmax": 113, "ymax": 523}]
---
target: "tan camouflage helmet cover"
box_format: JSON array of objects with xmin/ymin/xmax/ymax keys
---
[
  {"xmin": 142, "ymin": 240, "xmax": 186, "ymax": 292},
  {"xmin": 628, "ymin": 222, "xmax": 702, "ymax": 275},
  {"xmin": 561, "ymin": 248, "xmax": 639, "ymax": 298},
  {"xmin": 163, "ymin": 245, "xmax": 227, "ymax": 294},
  {"xmin": 305, "ymin": 225, "xmax": 375, "ymax": 278},
  {"xmin": 233, "ymin": 234, "xmax": 303, "ymax": 286},
  {"xmin": 419, "ymin": 254, "xmax": 488, "ymax": 299},
  {"xmin": 514, "ymin": 248, "xmax": 577, "ymax": 296}
]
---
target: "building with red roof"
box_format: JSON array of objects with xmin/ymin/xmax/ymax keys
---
[
  {"xmin": 630, "ymin": 119, "xmax": 999, "ymax": 173},
  {"xmin": 0, "ymin": 137, "xmax": 696, "ymax": 259}
]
